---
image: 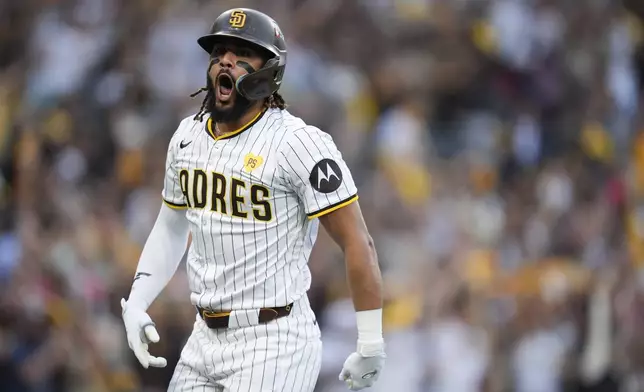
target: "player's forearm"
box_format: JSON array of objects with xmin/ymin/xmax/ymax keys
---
[
  {"xmin": 344, "ymin": 235, "xmax": 385, "ymax": 355},
  {"xmin": 127, "ymin": 203, "xmax": 190, "ymax": 311},
  {"xmin": 345, "ymin": 235, "xmax": 383, "ymax": 311}
]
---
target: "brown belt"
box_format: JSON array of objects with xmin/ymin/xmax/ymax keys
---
[{"xmin": 197, "ymin": 303, "xmax": 293, "ymax": 329}]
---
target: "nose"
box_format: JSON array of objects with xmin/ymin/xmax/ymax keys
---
[{"xmin": 219, "ymin": 51, "xmax": 236, "ymax": 69}]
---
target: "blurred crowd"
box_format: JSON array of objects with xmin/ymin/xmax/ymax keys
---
[{"xmin": 1, "ymin": 0, "xmax": 644, "ymax": 391}]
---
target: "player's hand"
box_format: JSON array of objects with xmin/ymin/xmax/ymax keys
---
[
  {"xmin": 339, "ymin": 341, "xmax": 386, "ymax": 390},
  {"xmin": 120, "ymin": 298, "xmax": 167, "ymax": 369}
]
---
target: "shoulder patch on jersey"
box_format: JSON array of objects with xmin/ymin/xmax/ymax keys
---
[
  {"xmin": 309, "ymin": 159, "xmax": 342, "ymax": 193},
  {"xmin": 243, "ymin": 153, "xmax": 264, "ymax": 172}
]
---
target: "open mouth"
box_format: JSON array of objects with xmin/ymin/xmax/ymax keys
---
[{"xmin": 217, "ymin": 74, "xmax": 234, "ymax": 100}]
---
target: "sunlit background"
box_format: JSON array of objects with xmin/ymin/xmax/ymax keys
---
[{"xmin": 2, "ymin": 0, "xmax": 644, "ymax": 391}]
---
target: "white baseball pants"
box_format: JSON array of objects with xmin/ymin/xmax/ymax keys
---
[{"xmin": 167, "ymin": 296, "xmax": 322, "ymax": 392}]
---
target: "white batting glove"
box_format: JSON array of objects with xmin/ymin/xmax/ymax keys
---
[
  {"xmin": 339, "ymin": 340, "xmax": 386, "ymax": 390},
  {"xmin": 120, "ymin": 298, "xmax": 167, "ymax": 369}
]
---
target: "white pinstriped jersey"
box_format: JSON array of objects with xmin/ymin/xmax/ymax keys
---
[{"xmin": 162, "ymin": 108, "xmax": 358, "ymax": 311}]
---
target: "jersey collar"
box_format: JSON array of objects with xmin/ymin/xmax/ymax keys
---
[{"xmin": 206, "ymin": 109, "xmax": 266, "ymax": 141}]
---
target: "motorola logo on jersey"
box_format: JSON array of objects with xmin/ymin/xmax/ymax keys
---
[{"xmin": 309, "ymin": 159, "xmax": 343, "ymax": 193}]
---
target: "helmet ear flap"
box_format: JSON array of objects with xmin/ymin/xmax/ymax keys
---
[{"xmin": 235, "ymin": 59, "xmax": 283, "ymax": 100}]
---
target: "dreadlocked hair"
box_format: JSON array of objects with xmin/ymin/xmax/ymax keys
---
[
  {"xmin": 190, "ymin": 87, "xmax": 212, "ymax": 122},
  {"xmin": 265, "ymin": 92, "xmax": 287, "ymax": 110}
]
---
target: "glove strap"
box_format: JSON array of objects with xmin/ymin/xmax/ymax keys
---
[{"xmin": 357, "ymin": 339, "xmax": 385, "ymax": 357}]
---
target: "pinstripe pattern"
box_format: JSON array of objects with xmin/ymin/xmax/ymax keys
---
[
  {"xmin": 162, "ymin": 118, "xmax": 191, "ymax": 207},
  {"xmin": 162, "ymin": 108, "xmax": 351, "ymax": 390},
  {"xmin": 279, "ymin": 125, "xmax": 357, "ymax": 217},
  {"xmin": 168, "ymin": 316, "xmax": 218, "ymax": 392},
  {"xmin": 165, "ymin": 109, "xmax": 357, "ymax": 311},
  {"xmin": 170, "ymin": 297, "xmax": 321, "ymax": 392}
]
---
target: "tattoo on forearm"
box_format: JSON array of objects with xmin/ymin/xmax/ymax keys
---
[{"xmin": 133, "ymin": 272, "xmax": 152, "ymax": 282}]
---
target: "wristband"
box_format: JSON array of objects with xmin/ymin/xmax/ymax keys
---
[{"xmin": 356, "ymin": 309, "xmax": 385, "ymax": 356}]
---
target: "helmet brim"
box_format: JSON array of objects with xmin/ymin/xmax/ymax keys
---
[{"xmin": 197, "ymin": 32, "xmax": 279, "ymax": 60}]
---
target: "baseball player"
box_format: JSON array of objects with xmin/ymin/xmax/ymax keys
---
[{"xmin": 120, "ymin": 8, "xmax": 386, "ymax": 392}]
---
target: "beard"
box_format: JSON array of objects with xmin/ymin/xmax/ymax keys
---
[{"xmin": 206, "ymin": 73, "xmax": 254, "ymax": 123}]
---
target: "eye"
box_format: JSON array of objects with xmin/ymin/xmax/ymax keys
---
[
  {"xmin": 211, "ymin": 44, "xmax": 227, "ymax": 57},
  {"xmin": 237, "ymin": 48, "xmax": 253, "ymax": 58}
]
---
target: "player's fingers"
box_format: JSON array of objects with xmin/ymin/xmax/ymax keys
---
[
  {"xmin": 121, "ymin": 298, "xmax": 126, "ymax": 310},
  {"xmin": 338, "ymin": 367, "xmax": 350, "ymax": 381},
  {"xmin": 148, "ymin": 355, "xmax": 167, "ymax": 368},
  {"xmin": 352, "ymin": 380, "xmax": 368, "ymax": 391},
  {"xmin": 132, "ymin": 344, "xmax": 150, "ymax": 368},
  {"xmin": 143, "ymin": 324, "xmax": 160, "ymax": 343}
]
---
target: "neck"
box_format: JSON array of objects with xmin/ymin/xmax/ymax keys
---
[{"xmin": 215, "ymin": 101, "xmax": 265, "ymax": 136}]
